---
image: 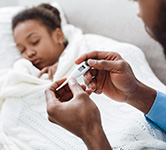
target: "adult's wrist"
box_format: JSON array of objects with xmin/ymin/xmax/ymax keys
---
[
  {"xmin": 126, "ymin": 80, "xmax": 157, "ymax": 114},
  {"xmin": 82, "ymin": 124, "xmax": 112, "ymax": 150}
]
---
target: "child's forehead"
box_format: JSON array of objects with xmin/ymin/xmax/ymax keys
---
[
  {"xmin": 27, "ymin": 19, "xmax": 44, "ymax": 26},
  {"xmin": 14, "ymin": 19, "xmax": 55, "ymax": 39},
  {"xmin": 21, "ymin": 19, "xmax": 49, "ymax": 30},
  {"xmin": 29, "ymin": 19, "xmax": 53, "ymax": 33},
  {"xmin": 14, "ymin": 20, "xmax": 49, "ymax": 38}
]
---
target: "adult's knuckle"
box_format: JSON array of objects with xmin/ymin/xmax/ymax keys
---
[
  {"xmin": 47, "ymin": 104, "xmax": 58, "ymax": 117},
  {"xmin": 109, "ymin": 52, "xmax": 122, "ymax": 60},
  {"xmin": 118, "ymin": 60, "xmax": 128, "ymax": 69},
  {"xmin": 91, "ymin": 50, "xmax": 99, "ymax": 58},
  {"xmin": 48, "ymin": 116, "xmax": 54, "ymax": 123},
  {"xmin": 76, "ymin": 92, "xmax": 88, "ymax": 99},
  {"xmin": 93, "ymin": 50, "xmax": 99, "ymax": 54},
  {"xmin": 98, "ymin": 60, "xmax": 106, "ymax": 66},
  {"xmin": 45, "ymin": 88, "xmax": 49, "ymax": 95},
  {"xmin": 113, "ymin": 52, "xmax": 120, "ymax": 56},
  {"xmin": 47, "ymin": 107, "xmax": 54, "ymax": 117}
]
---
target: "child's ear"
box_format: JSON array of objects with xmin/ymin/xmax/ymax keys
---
[{"xmin": 53, "ymin": 28, "xmax": 64, "ymax": 44}]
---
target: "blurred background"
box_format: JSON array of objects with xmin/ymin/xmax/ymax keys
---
[{"xmin": 0, "ymin": 0, "xmax": 54, "ymax": 7}]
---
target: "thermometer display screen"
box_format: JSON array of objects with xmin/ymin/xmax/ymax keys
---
[{"xmin": 78, "ymin": 65, "xmax": 85, "ymax": 72}]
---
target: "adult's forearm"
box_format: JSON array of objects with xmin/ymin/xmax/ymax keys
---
[
  {"xmin": 126, "ymin": 80, "xmax": 157, "ymax": 114},
  {"xmin": 82, "ymin": 125, "xmax": 112, "ymax": 150}
]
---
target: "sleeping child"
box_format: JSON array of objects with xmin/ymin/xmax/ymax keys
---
[{"xmin": 12, "ymin": 3, "xmax": 68, "ymax": 80}]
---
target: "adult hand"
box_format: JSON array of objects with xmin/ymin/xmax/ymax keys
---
[
  {"xmin": 38, "ymin": 62, "xmax": 58, "ymax": 80},
  {"xmin": 75, "ymin": 51, "xmax": 137, "ymax": 102},
  {"xmin": 45, "ymin": 78, "xmax": 112, "ymax": 150},
  {"xmin": 75, "ymin": 51, "xmax": 156, "ymax": 114}
]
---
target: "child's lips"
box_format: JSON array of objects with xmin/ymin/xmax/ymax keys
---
[{"xmin": 32, "ymin": 59, "xmax": 41, "ymax": 65}]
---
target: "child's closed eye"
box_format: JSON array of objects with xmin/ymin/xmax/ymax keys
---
[
  {"xmin": 20, "ymin": 48, "xmax": 26, "ymax": 54},
  {"xmin": 32, "ymin": 40, "xmax": 39, "ymax": 46},
  {"xmin": 17, "ymin": 45, "xmax": 26, "ymax": 54}
]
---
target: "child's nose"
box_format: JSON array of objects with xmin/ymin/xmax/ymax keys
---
[{"xmin": 26, "ymin": 49, "xmax": 36, "ymax": 58}]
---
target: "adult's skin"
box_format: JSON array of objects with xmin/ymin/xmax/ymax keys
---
[
  {"xmin": 76, "ymin": 51, "xmax": 156, "ymax": 114},
  {"xmin": 45, "ymin": 78, "xmax": 112, "ymax": 150},
  {"xmin": 45, "ymin": 51, "xmax": 156, "ymax": 150},
  {"xmin": 45, "ymin": 0, "xmax": 165, "ymax": 149}
]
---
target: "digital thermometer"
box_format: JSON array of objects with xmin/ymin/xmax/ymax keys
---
[{"xmin": 56, "ymin": 61, "xmax": 91, "ymax": 91}]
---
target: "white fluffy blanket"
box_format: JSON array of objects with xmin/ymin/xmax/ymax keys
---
[{"xmin": 0, "ymin": 24, "xmax": 166, "ymax": 150}]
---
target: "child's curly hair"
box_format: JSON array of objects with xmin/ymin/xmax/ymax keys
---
[{"xmin": 12, "ymin": 3, "xmax": 61, "ymax": 34}]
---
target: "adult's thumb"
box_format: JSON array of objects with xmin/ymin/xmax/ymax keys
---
[{"xmin": 68, "ymin": 78, "xmax": 84, "ymax": 95}]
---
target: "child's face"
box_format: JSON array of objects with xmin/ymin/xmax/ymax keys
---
[{"xmin": 13, "ymin": 20, "xmax": 65, "ymax": 70}]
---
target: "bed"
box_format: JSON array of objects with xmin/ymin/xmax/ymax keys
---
[{"xmin": 0, "ymin": 1, "xmax": 166, "ymax": 150}]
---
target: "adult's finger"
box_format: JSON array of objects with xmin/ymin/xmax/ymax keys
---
[
  {"xmin": 94, "ymin": 70, "xmax": 106, "ymax": 93},
  {"xmin": 84, "ymin": 68, "xmax": 98, "ymax": 87},
  {"xmin": 38, "ymin": 67, "xmax": 48, "ymax": 78},
  {"xmin": 75, "ymin": 51, "xmax": 121, "ymax": 64},
  {"xmin": 45, "ymin": 88, "xmax": 60, "ymax": 105},
  {"xmin": 68, "ymin": 78, "xmax": 85, "ymax": 96},
  {"xmin": 87, "ymin": 59, "xmax": 126, "ymax": 73},
  {"xmin": 48, "ymin": 68, "xmax": 54, "ymax": 81},
  {"xmin": 48, "ymin": 115, "xmax": 58, "ymax": 124},
  {"xmin": 80, "ymin": 84, "xmax": 92, "ymax": 95}
]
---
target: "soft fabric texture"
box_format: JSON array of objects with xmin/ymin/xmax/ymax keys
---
[{"xmin": 0, "ymin": 23, "xmax": 166, "ymax": 150}]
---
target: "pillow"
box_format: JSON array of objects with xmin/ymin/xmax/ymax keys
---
[
  {"xmin": 0, "ymin": 6, "xmax": 23, "ymax": 70},
  {"xmin": 51, "ymin": 2, "xmax": 67, "ymax": 26},
  {"xmin": 0, "ymin": 2, "xmax": 67, "ymax": 70}
]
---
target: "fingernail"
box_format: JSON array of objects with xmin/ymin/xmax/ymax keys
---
[{"xmin": 88, "ymin": 59, "xmax": 97, "ymax": 65}]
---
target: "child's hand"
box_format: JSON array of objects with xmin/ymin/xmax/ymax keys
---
[{"xmin": 38, "ymin": 62, "xmax": 58, "ymax": 81}]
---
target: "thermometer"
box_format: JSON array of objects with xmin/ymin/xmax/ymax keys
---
[{"xmin": 56, "ymin": 60, "xmax": 91, "ymax": 91}]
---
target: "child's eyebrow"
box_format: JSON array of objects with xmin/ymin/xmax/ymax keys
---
[{"xmin": 26, "ymin": 32, "xmax": 38, "ymax": 39}]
